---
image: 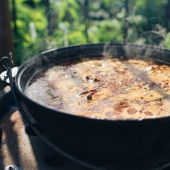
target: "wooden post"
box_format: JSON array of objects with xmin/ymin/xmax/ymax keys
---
[{"xmin": 0, "ymin": 0, "xmax": 14, "ymax": 89}]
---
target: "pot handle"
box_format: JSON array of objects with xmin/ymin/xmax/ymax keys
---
[
  {"xmin": 2, "ymin": 53, "xmax": 103, "ymax": 170},
  {"xmin": 0, "ymin": 53, "xmax": 19, "ymax": 85},
  {"xmin": 0, "ymin": 56, "xmax": 10, "ymax": 71}
]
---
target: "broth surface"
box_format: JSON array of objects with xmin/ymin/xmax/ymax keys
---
[{"xmin": 26, "ymin": 57, "xmax": 170, "ymax": 120}]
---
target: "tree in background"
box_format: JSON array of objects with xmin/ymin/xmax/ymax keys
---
[{"xmin": 9, "ymin": 0, "xmax": 170, "ymax": 64}]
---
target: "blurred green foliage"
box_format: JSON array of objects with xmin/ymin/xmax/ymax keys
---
[{"xmin": 9, "ymin": 0, "xmax": 170, "ymax": 64}]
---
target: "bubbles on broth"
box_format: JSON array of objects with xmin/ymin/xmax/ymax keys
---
[{"xmin": 26, "ymin": 56, "xmax": 170, "ymax": 120}]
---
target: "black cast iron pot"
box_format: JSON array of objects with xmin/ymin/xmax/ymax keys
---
[{"xmin": 2, "ymin": 43, "xmax": 170, "ymax": 168}]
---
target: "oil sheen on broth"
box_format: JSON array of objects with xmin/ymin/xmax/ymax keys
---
[{"xmin": 25, "ymin": 57, "xmax": 170, "ymax": 120}]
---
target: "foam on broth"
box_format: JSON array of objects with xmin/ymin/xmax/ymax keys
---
[{"xmin": 25, "ymin": 57, "xmax": 170, "ymax": 120}]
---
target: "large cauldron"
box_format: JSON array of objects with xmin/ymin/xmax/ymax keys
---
[{"xmin": 2, "ymin": 43, "xmax": 170, "ymax": 168}]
